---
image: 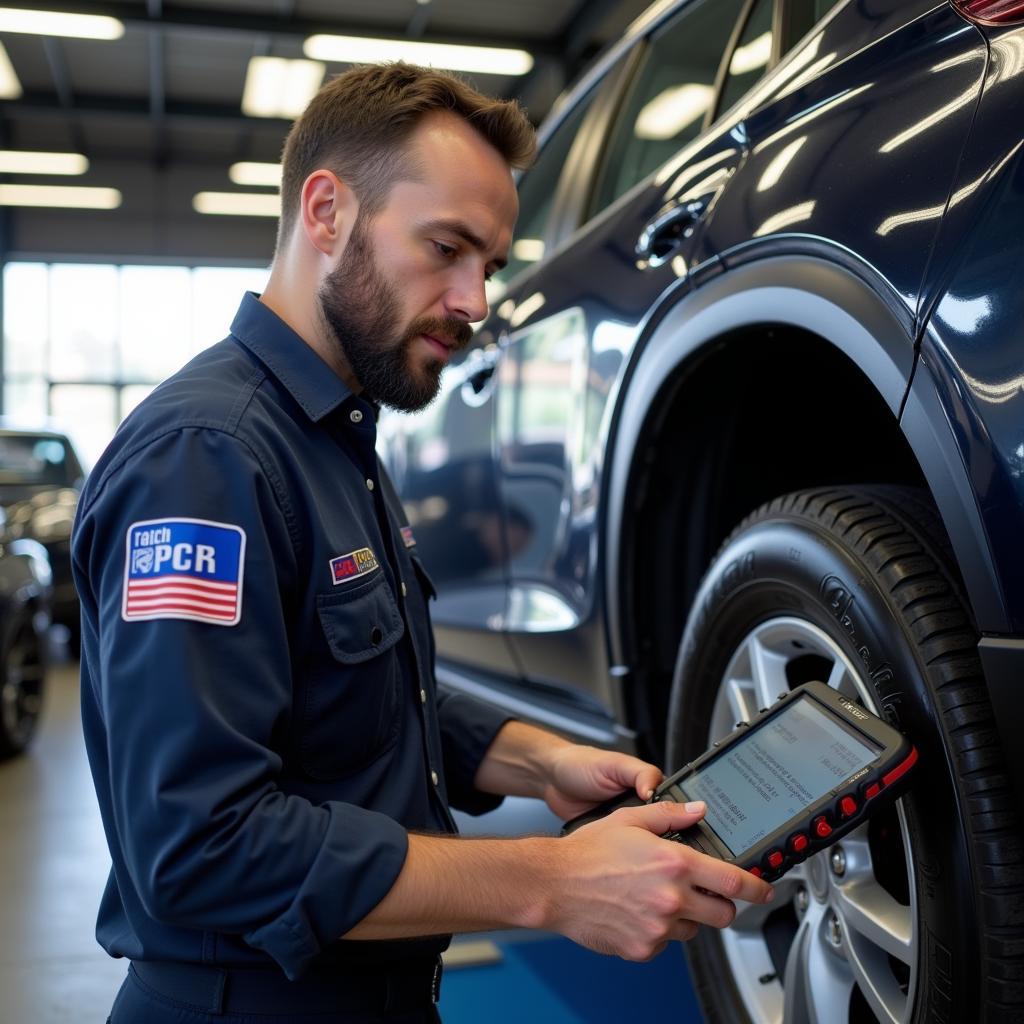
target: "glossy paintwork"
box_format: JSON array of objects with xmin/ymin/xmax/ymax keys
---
[
  {"xmin": 916, "ymin": 20, "xmax": 1024, "ymax": 634},
  {"xmin": 380, "ymin": 0, "xmax": 1010, "ymax": 720}
]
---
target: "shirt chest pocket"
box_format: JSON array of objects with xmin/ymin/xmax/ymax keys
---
[{"xmin": 302, "ymin": 573, "xmax": 405, "ymax": 779}]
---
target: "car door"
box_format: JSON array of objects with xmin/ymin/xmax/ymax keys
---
[{"xmin": 494, "ymin": 0, "xmax": 764, "ymax": 725}]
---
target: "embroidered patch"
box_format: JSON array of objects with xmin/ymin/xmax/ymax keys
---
[
  {"xmin": 330, "ymin": 547, "xmax": 380, "ymax": 585},
  {"xmin": 122, "ymin": 518, "xmax": 245, "ymax": 626},
  {"xmin": 400, "ymin": 526, "xmax": 416, "ymax": 549}
]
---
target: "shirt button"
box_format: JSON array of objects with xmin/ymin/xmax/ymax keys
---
[
  {"xmin": 431, "ymin": 770, "xmax": 439, "ymax": 786},
  {"xmin": 401, "ymin": 580, "xmax": 408, "ymax": 598},
  {"xmin": 420, "ymin": 688, "xmax": 427, "ymax": 704},
  {"xmin": 349, "ymin": 409, "xmax": 364, "ymax": 424},
  {"xmin": 365, "ymin": 478, "xmax": 375, "ymax": 491}
]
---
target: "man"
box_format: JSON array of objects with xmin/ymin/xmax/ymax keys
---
[{"xmin": 73, "ymin": 63, "xmax": 773, "ymax": 1024}]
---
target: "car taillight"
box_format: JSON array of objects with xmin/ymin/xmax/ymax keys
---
[{"xmin": 951, "ymin": 0, "xmax": 1024, "ymax": 24}]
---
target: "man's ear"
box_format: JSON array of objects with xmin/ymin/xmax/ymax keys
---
[{"xmin": 299, "ymin": 169, "xmax": 359, "ymax": 258}]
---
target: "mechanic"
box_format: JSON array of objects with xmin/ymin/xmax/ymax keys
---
[{"xmin": 73, "ymin": 63, "xmax": 774, "ymax": 1024}]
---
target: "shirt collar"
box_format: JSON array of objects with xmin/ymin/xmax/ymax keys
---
[{"xmin": 229, "ymin": 291, "xmax": 354, "ymax": 423}]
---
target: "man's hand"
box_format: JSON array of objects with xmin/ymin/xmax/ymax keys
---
[
  {"xmin": 541, "ymin": 742, "xmax": 663, "ymax": 820},
  {"xmin": 545, "ymin": 800, "xmax": 774, "ymax": 961},
  {"xmin": 473, "ymin": 720, "xmax": 663, "ymax": 818}
]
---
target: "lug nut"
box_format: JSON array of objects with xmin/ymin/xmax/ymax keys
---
[
  {"xmin": 827, "ymin": 912, "xmax": 843, "ymax": 948},
  {"xmin": 830, "ymin": 847, "xmax": 846, "ymax": 877},
  {"xmin": 795, "ymin": 887, "xmax": 809, "ymax": 914}
]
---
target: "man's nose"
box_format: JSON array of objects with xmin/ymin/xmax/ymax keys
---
[{"xmin": 445, "ymin": 271, "xmax": 489, "ymax": 325}]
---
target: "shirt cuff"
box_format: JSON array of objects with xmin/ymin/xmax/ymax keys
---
[
  {"xmin": 243, "ymin": 804, "xmax": 408, "ymax": 979},
  {"xmin": 437, "ymin": 692, "xmax": 516, "ymax": 816}
]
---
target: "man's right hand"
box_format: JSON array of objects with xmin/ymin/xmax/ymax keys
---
[{"xmin": 543, "ymin": 799, "xmax": 775, "ymax": 961}]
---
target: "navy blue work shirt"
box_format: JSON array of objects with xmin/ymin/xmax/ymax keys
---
[{"xmin": 73, "ymin": 292, "xmax": 512, "ymax": 980}]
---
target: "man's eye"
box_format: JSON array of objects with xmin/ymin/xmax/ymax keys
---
[{"xmin": 433, "ymin": 241, "xmax": 457, "ymax": 259}]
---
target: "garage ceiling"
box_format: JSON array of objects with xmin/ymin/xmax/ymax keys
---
[{"xmin": 0, "ymin": 0, "xmax": 650, "ymax": 263}]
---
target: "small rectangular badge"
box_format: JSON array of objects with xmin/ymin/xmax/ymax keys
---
[
  {"xmin": 122, "ymin": 517, "xmax": 246, "ymax": 626},
  {"xmin": 400, "ymin": 526, "xmax": 416, "ymax": 549},
  {"xmin": 330, "ymin": 547, "xmax": 380, "ymax": 585}
]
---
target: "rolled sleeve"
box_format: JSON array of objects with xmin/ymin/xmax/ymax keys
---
[{"xmin": 436, "ymin": 690, "xmax": 514, "ymax": 815}]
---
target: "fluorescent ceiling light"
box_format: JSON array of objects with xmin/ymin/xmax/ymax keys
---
[
  {"xmin": 511, "ymin": 238, "xmax": 544, "ymax": 262},
  {"xmin": 193, "ymin": 192, "xmax": 281, "ymax": 217},
  {"xmin": 242, "ymin": 57, "xmax": 324, "ymax": 118},
  {"xmin": 730, "ymin": 32, "xmax": 772, "ymax": 76},
  {"xmin": 228, "ymin": 162, "xmax": 282, "ymax": 187},
  {"xmin": 0, "ymin": 150, "xmax": 88, "ymax": 175},
  {"xmin": 304, "ymin": 35, "xmax": 533, "ymax": 76},
  {"xmin": 0, "ymin": 41, "xmax": 21, "ymax": 99},
  {"xmin": 635, "ymin": 84, "xmax": 714, "ymax": 141},
  {"xmin": 0, "ymin": 184, "xmax": 121, "ymax": 209},
  {"xmin": 0, "ymin": 7, "xmax": 123, "ymax": 39}
]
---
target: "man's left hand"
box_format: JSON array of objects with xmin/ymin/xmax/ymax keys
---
[{"xmin": 542, "ymin": 744, "xmax": 663, "ymax": 820}]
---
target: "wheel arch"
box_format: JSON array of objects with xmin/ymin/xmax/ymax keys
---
[{"xmin": 602, "ymin": 255, "xmax": 1003, "ymax": 756}]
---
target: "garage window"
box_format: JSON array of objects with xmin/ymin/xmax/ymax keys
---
[{"xmin": 2, "ymin": 262, "xmax": 268, "ymax": 468}]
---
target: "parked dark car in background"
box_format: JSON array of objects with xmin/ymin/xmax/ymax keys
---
[
  {"xmin": 0, "ymin": 425, "xmax": 85, "ymax": 653},
  {"xmin": 380, "ymin": 1, "xmax": 1024, "ymax": 1022},
  {"xmin": 0, "ymin": 510, "xmax": 51, "ymax": 758}
]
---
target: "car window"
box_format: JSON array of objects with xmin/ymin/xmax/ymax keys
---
[
  {"xmin": 0, "ymin": 435, "xmax": 73, "ymax": 487},
  {"xmin": 493, "ymin": 89, "xmax": 599, "ymax": 287},
  {"xmin": 718, "ymin": 0, "xmax": 775, "ymax": 116},
  {"xmin": 784, "ymin": 0, "xmax": 845, "ymax": 53},
  {"xmin": 588, "ymin": 0, "xmax": 748, "ymax": 216}
]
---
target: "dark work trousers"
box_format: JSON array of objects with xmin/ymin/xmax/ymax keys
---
[{"xmin": 107, "ymin": 963, "xmax": 445, "ymax": 1024}]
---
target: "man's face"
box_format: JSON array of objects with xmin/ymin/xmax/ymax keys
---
[{"xmin": 318, "ymin": 111, "xmax": 518, "ymax": 411}]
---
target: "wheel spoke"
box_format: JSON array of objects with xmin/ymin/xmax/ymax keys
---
[
  {"xmin": 826, "ymin": 659, "xmax": 849, "ymax": 692},
  {"xmin": 844, "ymin": 918, "xmax": 908, "ymax": 1024},
  {"xmin": 724, "ymin": 676, "xmax": 758, "ymax": 726},
  {"xmin": 834, "ymin": 878, "xmax": 913, "ymax": 964},
  {"xmin": 803, "ymin": 915, "xmax": 856, "ymax": 1024},
  {"xmin": 749, "ymin": 636, "xmax": 791, "ymax": 709},
  {"xmin": 782, "ymin": 914, "xmax": 816, "ymax": 1024}
]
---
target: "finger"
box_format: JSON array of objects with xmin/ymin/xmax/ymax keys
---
[
  {"xmin": 669, "ymin": 919, "xmax": 700, "ymax": 943},
  {"xmin": 614, "ymin": 798, "xmax": 706, "ymax": 832},
  {"xmin": 687, "ymin": 852, "xmax": 775, "ymax": 905},
  {"xmin": 680, "ymin": 888, "xmax": 738, "ymax": 930},
  {"xmin": 594, "ymin": 753, "xmax": 664, "ymax": 800},
  {"xmin": 633, "ymin": 763, "xmax": 663, "ymax": 801}
]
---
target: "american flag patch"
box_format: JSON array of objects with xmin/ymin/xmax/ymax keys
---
[
  {"xmin": 330, "ymin": 547, "xmax": 379, "ymax": 585},
  {"xmin": 400, "ymin": 526, "xmax": 416, "ymax": 548},
  {"xmin": 122, "ymin": 518, "xmax": 245, "ymax": 626}
]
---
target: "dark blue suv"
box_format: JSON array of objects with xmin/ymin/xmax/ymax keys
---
[{"xmin": 380, "ymin": 1, "xmax": 1024, "ymax": 1021}]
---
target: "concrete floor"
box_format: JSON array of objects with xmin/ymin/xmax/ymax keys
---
[{"xmin": 0, "ymin": 662, "xmax": 128, "ymax": 1022}]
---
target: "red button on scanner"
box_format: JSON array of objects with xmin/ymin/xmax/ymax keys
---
[
  {"xmin": 839, "ymin": 796, "xmax": 858, "ymax": 819},
  {"xmin": 864, "ymin": 783, "xmax": 881, "ymax": 800},
  {"xmin": 813, "ymin": 815, "xmax": 832, "ymax": 839},
  {"xmin": 790, "ymin": 833, "xmax": 809, "ymax": 854},
  {"xmin": 748, "ymin": 866, "xmax": 763, "ymax": 878},
  {"xmin": 767, "ymin": 850, "xmax": 784, "ymax": 869}
]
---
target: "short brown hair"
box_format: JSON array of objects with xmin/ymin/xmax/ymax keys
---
[{"xmin": 277, "ymin": 62, "xmax": 536, "ymax": 248}]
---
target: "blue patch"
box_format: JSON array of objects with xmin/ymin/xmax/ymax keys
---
[{"xmin": 122, "ymin": 517, "xmax": 246, "ymax": 625}]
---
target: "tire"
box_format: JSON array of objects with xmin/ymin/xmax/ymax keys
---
[
  {"xmin": 0, "ymin": 609, "xmax": 47, "ymax": 759},
  {"xmin": 666, "ymin": 486, "xmax": 1024, "ymax": 1024}
]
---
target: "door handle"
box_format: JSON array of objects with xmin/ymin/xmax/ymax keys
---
[
  {"xmin": 460, "ymin": 347, "xmax": 500, "ymax": 408},
  {"xmin": 636, "ymin": 194, "xmax": 714, "ymax": 267}
]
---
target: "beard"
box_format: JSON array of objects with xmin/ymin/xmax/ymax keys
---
[{"xmin": 318, "ymin": 216, "xmax": 472, "ymax": 412}]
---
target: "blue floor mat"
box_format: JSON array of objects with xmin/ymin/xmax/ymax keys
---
[{"xmin": 438, "ymin": 937, "xmax": 703, "ymax": 1023}]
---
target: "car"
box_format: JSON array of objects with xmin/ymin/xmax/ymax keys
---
[
  {"xmin": 0, "ymin": 426, "xmax": 85, "ymax": 652},
  {"xmin": 0, "ymin": 510, "xmax": 51, "ymax": 759},
  {"xmin": 379, "ymin": 1, "xmax": 1024, "ymax": 1022}
]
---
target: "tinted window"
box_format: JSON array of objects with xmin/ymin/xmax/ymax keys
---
[
  {"xmin": 494, "ymin": 90, "xmax": 598, "ymax": 286},
  {"xmin": 718, "ymin": 0, "xmax": 775, "ymax": 116},
  {"xmin": 589, "ymin": 0, "xmax": 748, "ymax": 215},
  {"xmin": 0, "ymin": 435, "xmax": 74, "ymax": 486}
]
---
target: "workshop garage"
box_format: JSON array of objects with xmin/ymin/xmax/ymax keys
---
[{"xmin": 1, "ymin": 2, "xmax": 1022, "ymax": 1022}]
